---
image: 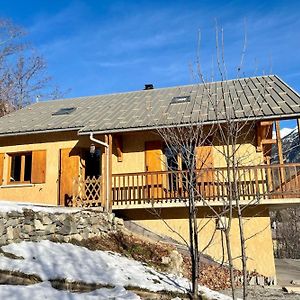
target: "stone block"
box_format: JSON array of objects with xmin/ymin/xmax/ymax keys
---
[
  {"xmin": 114, "ymin": 217, "xmax": 124, "ymax": 227},
  {"xmin": 19, "ymin": 232, "xmax": 30, "ymax": 239},
  {"xmin": 91, "ymin": 225, "xmax": 101, "ymax": 232},
  {"xmin": 45, "ymin": 224, "xmax": 56, "ymax": 234},
  {"xmin": 58, "ymin": 220, "xmax": 78, "ymax": 235},
  {"xmin": 0, "ymin": 212, "xmax": 7, "ymax": 219},
  {"xmin": 7, "ymin": 211, "xmax": 23, "ymax": 218},
  {"xmin": 49, "ymin": 234, "xmax": 62, "ymax": 241},
  {"xmin": 77, "ymin": 223, "xmax": 87, "ymax": 229},
  {"xmin": 161, "ymin": 256, "xmax": 171, "ymax": 264},
  {"xmin": 88, "ymin": 232, "xmax": 98, "ymax": 239},
  {"xmin": 165, "ymin": 250, "xmax": 183, "ymax": 277},
  {"xmin": 89, "ymin": 216, "xmax": 99, "ymax": 225},
  {"xmin": 71, "ymin": 234, "xmax": 83, "ymax": 241},
  {"xmin": 35, "ymin": 230, "xmax": 46, "ymax": 236},
  {"xmin": 6, "ymin": 219, "xmax": 19, "ymax": 227},
  {"xmin": 24, "ymin": 216, "xmax": 34, "ymax": 225},
  {"xmin": 0, "ymin": 236, "xmax": 7, "ymax": 245},
  {"xmin": 0, "ymin": 220, "xmax": 5, "ymax": 236},
  {"xmin": 81, "ymin": 232, "xmax": 89, "ymax": 240},
  {"xmin": 7, "ymin": 227, "xmax": 20, "ymax": 240},
  {"xmin": 34, "ymin": 220, "xmax": 45, "ymax": 230},
  {"xmin": 31, "ymin": 236, "xmax": 43, "ymax": 242},
  {"xmin": 41, "ymin": 215, "xmax": 52, "ymax": 225},
  {"xmin": 23, "ymin": 224, "xmax": 33, "ymax": 233},
  {"xmin": 107, "ymin": 214, "xmax": 114, "ymax": 223},
  {"xmin": 63, "ymin": 236, "xmax": 71, "ymax": 243},
  {"xmin": 56, "ymin": 214, "xmax": 67, "ymax": 223}
]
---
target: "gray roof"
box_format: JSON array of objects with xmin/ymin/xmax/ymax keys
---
[{"xmin": 0, "ymin": 75, "xmax": 299, "ymax": 137}]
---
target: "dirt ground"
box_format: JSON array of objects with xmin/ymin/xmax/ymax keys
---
[
  {"xmin": 221, "ymin": 285, "xmax": 300, "ymax": 299},
  {"xmin": 221, "ymin": 259, "xmax": 300, "ymax": 300},
  {"xmin": 276, "ymin": 259, "xmax": 300, "ymax": 286}
]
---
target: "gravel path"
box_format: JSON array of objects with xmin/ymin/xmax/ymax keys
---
[
  {"xmin": 276, "ymin": 259, "xmax": 300, "ymax": 286},
  {"xmin": 221, "ymin": 286, "xmax": 300, "ymax": 300}
]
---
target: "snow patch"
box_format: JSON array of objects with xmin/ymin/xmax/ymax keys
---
[
  {"xmin": 0, "ymin": 240, "xmax": 232, "ymax": 300},
  {"xmin": 0, "ymin": 281, "xmax": 139, "ymax": 300},
  {"xmin": 0, "ymin": 200, "xmax": 81, "ymax": 213},
  {"xmin": 272, "ymin": 127, "xmax": 297, "ymax": 139},
  {"xmin": 0, "ymin": 240, "xmax": 189, "ymax": 293}
]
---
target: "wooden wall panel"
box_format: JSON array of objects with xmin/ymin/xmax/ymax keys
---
[
  {"xmin": 196, "ymin": 146, "xmax": 214, "ymax": 182},
  {"xmin": 31, "ymin": 150, "xmax": 47, "ymax": 184},
  {"xmin": 145, "ymin": 141, "xmax": 163, "ymax": 172},
  {"xmin": 0, "ymin": 153, "xmax": 4, "ymax": 185},
  {"xmin": 145, "ymin": 141, "xmax": 163, "ymax": 199},
  {"xmin": 59, "ymin": 148, "xmax": 80, "ymax": 206}
]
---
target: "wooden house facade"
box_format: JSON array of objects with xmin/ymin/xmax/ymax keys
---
[{"xmin": 0, "ymin": 75, "xmax": 300, "ymax": 279}]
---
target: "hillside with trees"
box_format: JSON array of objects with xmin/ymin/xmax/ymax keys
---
[{"xmin": 271, "ymin": 128, "xmax": 300, "ymax": 259}]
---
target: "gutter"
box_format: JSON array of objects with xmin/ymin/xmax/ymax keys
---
[
  {"xmin": 89, "ymin": 133, "xmax": 109, "ymax": 211},
  {"xmin": 77, "ymin": 114, "xmax": 300, "ymax": 136},
  {"xmin": 0, "ymin": 127, "xmax": 80, "ymax": 138}
]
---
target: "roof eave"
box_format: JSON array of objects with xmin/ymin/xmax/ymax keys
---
[
  {"xmin": 78, "ymin": 112, "xmax": 300, "ymax": 136},
  {"xmin": 0, "ymin": 127, "xmax": 81, "ymax": 138}
]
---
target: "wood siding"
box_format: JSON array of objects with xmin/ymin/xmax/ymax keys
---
[
  {"xmin": 31, "ymin": 150, "xmax": 47, "ymax": 184},
  {"xmin": 0, "ymin": 153, "xmax": 3, "ymax": 185},
  {"xmin": 59, "ymin": 148, "xmax": 80, "ymax": 206}
]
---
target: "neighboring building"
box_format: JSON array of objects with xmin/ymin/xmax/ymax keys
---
[{"xmin": 0, "ymin": 75, "xmax": 300, "ymax": 280}]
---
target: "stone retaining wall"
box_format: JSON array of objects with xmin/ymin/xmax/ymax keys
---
[{"xmin": 0, "ymin": 208, "xmax": 124, "ymax": 245}]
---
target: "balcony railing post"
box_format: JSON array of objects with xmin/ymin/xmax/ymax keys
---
[{"xmin": 266, "ymin": 158, "xmax": 273, "ymax": 194}]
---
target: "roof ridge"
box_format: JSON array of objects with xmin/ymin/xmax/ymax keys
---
[{"xmin": 35, "ymin": 74, "xmax": 276, "ymax": 105}]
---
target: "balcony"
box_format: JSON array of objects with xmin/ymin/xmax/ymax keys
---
[
  {"xmin": 71, "ymin": 163, "xmax": 300, "ymax": 210},
  {"xmin": 111, "ymin": 163, "xmax": 300, "ymax": 209}
]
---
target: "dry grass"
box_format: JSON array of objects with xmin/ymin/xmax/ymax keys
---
[
  {"xmin": 64, "ymin": 230, "xmax": 238, "ymax": 291},
  {"xmin": 66, "ymin": 231, "xmax": 175, "ymax": 272}
]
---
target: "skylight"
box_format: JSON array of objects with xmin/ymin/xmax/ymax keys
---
[
  {"xmin": 52, "ymin": 107, "xmax": 76, "ymax": 116},
  {"xmin": 171, "ymin": 95, "xmax": 191, "ymax": 104}
]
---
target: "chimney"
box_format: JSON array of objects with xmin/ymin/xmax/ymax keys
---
[{"xmin": 144, "ymin": 84, "xmax": 154, "ymax": 90}]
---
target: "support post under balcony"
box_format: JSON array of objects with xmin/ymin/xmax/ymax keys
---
[{"xmin": 275, "ymin": 120, "xmax": 285, "ymax": 185}]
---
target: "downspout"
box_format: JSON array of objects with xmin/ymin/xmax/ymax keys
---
[{"xmin": 89, "ymin": 133, "xmax": 109, "ymax": 211}]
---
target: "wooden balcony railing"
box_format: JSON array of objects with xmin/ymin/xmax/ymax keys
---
[
  {"xmin": 72, "ymin": 176, "xmax": 103, "ymax": 207},
  {"xmin": 112, "ymin": 163, "xmax": 300, "ymax": 206}
]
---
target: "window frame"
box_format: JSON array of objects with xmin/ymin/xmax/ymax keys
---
[{"xmin": 8, "ymin": 152, "xmax": 32, "ymax": 184}]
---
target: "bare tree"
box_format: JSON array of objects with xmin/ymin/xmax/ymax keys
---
[
  {"xmin": 271, "ymin": 208, "xmax": 300, "ymax": 259},
  {"xmin": 0, "ymin": 18, "xmax": 65, "ymax": 116},
  {"xmin": 151, "ymin": 25, "xmax": 271, "ymax": 300}
]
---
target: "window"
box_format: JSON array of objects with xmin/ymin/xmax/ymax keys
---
[
  {"xmin": 4, "ymin": 150, "xmax": 46, "ymax": 185},
  {"xmin": 9, "ymin": 152, "xmax": 32, "ymax": 183},
  {"xmin": 85, "ymin": 149, "xmax": 101, "ymax": 179},
  {"xmin": 164, "ymin": 146, "xmax": 179, "ymax": 191},
  {"xmin": 170, "ymin": 95, "xmax": 191, "ymax": 104},
  {"xmin": 164, "ymin": 147, "xmax": 178, "ymax": 171},
  {"xmin": 52, "ymin": 107, "xmax": 76, "ymax": 116}
]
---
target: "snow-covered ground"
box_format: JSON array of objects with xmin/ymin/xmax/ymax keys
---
[
  {"xmin": 0, "ymin": 200, "xmax": 81, "ymax": 213},
  {"xmin": 0, "ymin": 282, "xmax": 137, "ymax": 300},
  {"xmin": 0, "ymin": 240, "xmax": 232, "ymax": 300}
]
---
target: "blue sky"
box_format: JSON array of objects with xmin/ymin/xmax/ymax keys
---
[{"xmin": 2, "ymin": 1, "xmax": 300, "ymax": 130}]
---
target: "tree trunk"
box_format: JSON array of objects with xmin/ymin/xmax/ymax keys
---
[
  {"xmin": 188, "ymin": 170, "xmax": 199, "ymax": 299},
  {"xmin": 237, "ymin": 204, "xmax": 247, "ymax": 299},
  {"xmin": 224, "ymin": 229, "xmax": 236, "ymax": 300}
]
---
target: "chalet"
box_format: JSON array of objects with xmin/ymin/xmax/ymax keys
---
[{"xmin": 0, "ymin": 75, "xmax": 299, "ymax": 280}]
